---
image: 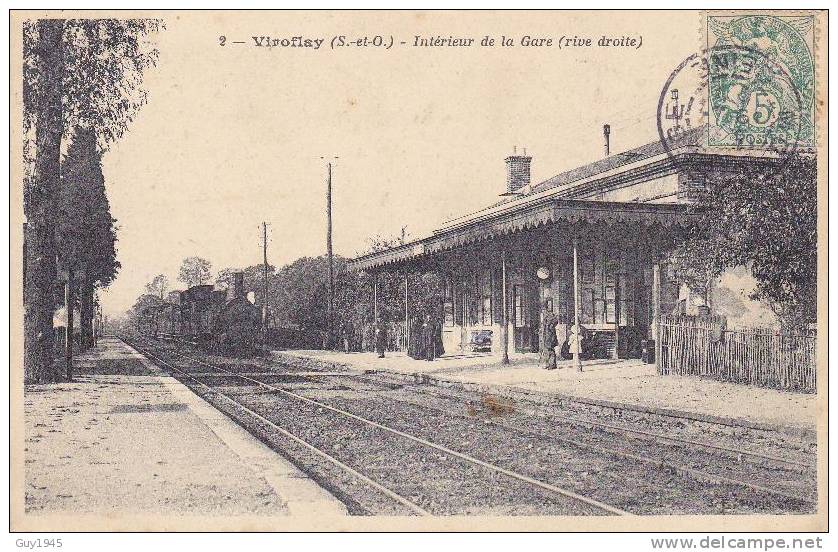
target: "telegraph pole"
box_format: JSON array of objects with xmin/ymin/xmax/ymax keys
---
[
  {"xmin": 324, "ymin": 159, "xmax": 336, "ymax": 347},
  {"xmin": 327, "ymin": 162, "xmax": 334, "ymax": 315},
  {"xmin": 262, "ymin": 221, "xmax": 269, "ymax": 348},
  {"xmin": 65, "ymin": 267, "xmax": 74, "ymax": 381}
]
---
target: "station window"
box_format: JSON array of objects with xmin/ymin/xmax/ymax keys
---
[
  {"xmin": 594, "ymin": 297, "xmax": 606, "ymax": 323},
  {"xmin": 443, "ymin": 279, "xmax": 455, "ymax": 327},
  {"xmin": 581, "ymin": 289, "xmax": 595, "ymax": 324},
  {"xmin": 466, "ymin": 275, "xmax": 478, "ymax": 326},
  {"xmin": 605, "ymin": 286, "xmax": 616, "ymax": 324},
  {"xmin": 581, "ymin": 255, "xmax": 595, "ymax": 284},
  {"xmin": 477, "ymin": 270, "xmax": 493, "ymax": 326},
  {"xmin": 619, "ymin": 276, "xmax": 632, "ymax": 326},
  {"xmin": 513, "ymin": 285, "xmax": 527, "ymax": 328}
]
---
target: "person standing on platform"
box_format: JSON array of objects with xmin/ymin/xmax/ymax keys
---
[
  {"xmin": 434, "ymin": 310, "xmax": 445, "ymax": 358},
  {"xmin": 408, "ymin": 316, "xmax": 422, "ymax": 359},
  {"xmin": 542, "ymin": 302, "xmax": 558, "ymax": 370},
  {"xmin": 422, "ymin": 313, "xmax": 436, "ymax": 361},
  {"xmin": 374, "ymin": 322, "xmax": 387, "ymax": 358},
  {"xmin": 568, "ymin": 323, "xmax": 584, "ymax": 363}
]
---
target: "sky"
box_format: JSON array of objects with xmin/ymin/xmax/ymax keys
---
[{"xmin": 97, "ymin": 11, "xmax": 694, "ymax": 317}]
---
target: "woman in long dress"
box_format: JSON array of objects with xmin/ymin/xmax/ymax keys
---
[
  {"xmin": 422, "ymin": 314, "xmax": 436, "ymax": 361},
  {"xmin": 568, "ymin": 324, "xmax": 584, "ymax": 362}
]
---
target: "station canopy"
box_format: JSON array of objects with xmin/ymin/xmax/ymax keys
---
[{"xmin": 349, "ymin": 197, "xmax": 698, "ymax": 273}]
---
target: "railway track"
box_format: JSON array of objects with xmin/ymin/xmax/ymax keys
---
[
  {"xmin": 323, "ymin": 373, "xmax": 816, "ymax": 503},
  {"xmin": 127, "ymin": 337, "xmax": 817, "ymax": 515},
  {"xmin": 352, "ymin": 371, "xmax": 816, "ymax": 472},
  {"xmin": 268, "ymin": 356, "xmax": 816, "ymax": 475},
  {"xmin": 272, "ymin": 352, "xmax": 816, "ymax": 464},
  {"xmin": 126, "ymin": 337, "xmax": 629, "ymax": 516},
  {"xmin": 290, "ymin": 377, "xmax": 817, "ymax": 513},
  {"xmin": 176, "ymin": 349, "xmax": 817, "ymax": 504}
]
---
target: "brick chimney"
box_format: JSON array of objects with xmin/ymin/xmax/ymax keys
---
[{"xmin": 505, "ymin": 147, "xmax": 532, "ymax": 194}]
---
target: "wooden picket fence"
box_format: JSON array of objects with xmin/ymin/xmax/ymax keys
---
[{"xmin": 657, "ymin": 315, "xmax": 817, "ymax": 393}]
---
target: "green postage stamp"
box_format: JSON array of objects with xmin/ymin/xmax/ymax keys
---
[{"xmin": 706, "ymin": 14, "xmax": 815, "ymax": 150}]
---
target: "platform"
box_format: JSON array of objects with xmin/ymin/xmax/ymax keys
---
[{"xmin": 23, "ymin": 338, "xmax": 347, "ymax": 519}]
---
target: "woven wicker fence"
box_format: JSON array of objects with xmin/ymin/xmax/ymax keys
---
[{"xmin": 658, "ymin": 315, "xmax": 817, "ymax": 393}]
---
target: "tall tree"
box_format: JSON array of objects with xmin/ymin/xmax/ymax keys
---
[
  {"xmin": 272, "ymin": 256, "xmax": 337, "ymax": 332},
  {"xmin": 178, "ymin": 257, "xmax": 212, "ymax": 288},
  {"xmin": 128, "ymin": 293, "xmax": 165, "ymax": 335},
  {"xmin": 259, "ymin": 228, "xmax": 445, "ymax": 352},
  {"xmin": 59, "ymin": 19, "xmax": 163, "ymax": 147},
  {"xmin": 23, "ymin": 18, "xmax": 162, "ymax": 382},
  {"xmin": 57, "ymin": 127, "xmax": 121, "ymax": 350},
  {"xmin": 23, "ymin": 19, "xmax": 63, "ymax": 384},
  {"xmin": 144, "ymin": 274, "xmax": 169, "ymax": 299},
  {"xmin": 215, "ymin": 268, "xmax": 240, "ymax": 291}
]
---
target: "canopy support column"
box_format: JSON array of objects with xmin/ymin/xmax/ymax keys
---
[
  {"xmin": 373, "ymin": 275, "xmax": 379, "ymax": 323},
  {"xmin": 572, "ymin": 237, "xmax": 583, "ymax": 372},
  {"xmin": 500, "ymin": 251, "xmax": 509, "ymax": 365},
  {"xmin": 404, "ymin": 272, "xmax": 409, "ymax": 352},
  {"xmin": 462, "ymin": 281, "xmax": 468, "ymax": 352},
  {"xmin": 652, "ymin": 260, "xmax": 662, "ymax": 373}
]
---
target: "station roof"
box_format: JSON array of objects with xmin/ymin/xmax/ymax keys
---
[
  {"xmin": 505, "ymin": 127, "xmax": 702, "ymax": 205},
  {"xmin": 349, "ymin": 128, "xmax": 705, "ymax": 273},
  {"xmin": 349, "ymin": 198, "xmax": 696, "ymax": 272}
]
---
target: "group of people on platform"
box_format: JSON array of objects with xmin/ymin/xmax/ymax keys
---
[
  {"xmin": 374, "ymin": 313, "xmax": 444, "ymax": 362},
  {"xmin": 373, "ymin": 302, "xmax": 587, "ymax": 368},
  {"xmin": 541, "ymin": 302, "xmax": 584, "ymax": 370}
]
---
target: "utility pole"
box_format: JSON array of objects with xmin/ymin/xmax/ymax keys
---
[
  {"xmin": 65, "ymin": 267, "xmax": 74, "ymax": 381},
  {"xmin": 325, "ymin": 159, "xmax": 336, "ymax": 347},
  {"xmin": 262, "ymin": 221, "xmax": 269, "ymax": 348},
  {"xmin": 572, "ymin": 237, "xmax": 583, "ymax": 372}
]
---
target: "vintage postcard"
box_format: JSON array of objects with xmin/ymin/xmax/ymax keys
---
[{"xmin": 9, "ymin": 9, "xmax": 828, "ymax": 534}]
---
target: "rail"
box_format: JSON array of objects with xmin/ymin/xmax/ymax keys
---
[
  {"xmin": 123, "ymin": 337, "xmax": 430, "ymax": 516},
  {"xmin": 126, "ymin": 336, "xmax": 629, "ymax": 516}
]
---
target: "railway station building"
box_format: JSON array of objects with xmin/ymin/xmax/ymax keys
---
[{"xmin": 348, "ymin": 127, "xmax": 772, "ymax": 366}]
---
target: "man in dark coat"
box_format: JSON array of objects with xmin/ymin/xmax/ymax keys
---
[
  {"xmin": 422, "ymin": 314, "xmax": 436, "ymax": 361},
  {"xmin": 408, "ymin": 316, "xmax": 423, "ymax": 359},
  {"xmin": 542, "ymin": 302, "xmax": 559, "ymax": 370},
  {"xmin": 434, "ymin": 314, "xmax": 445, "ymax": 358},
  {"xmin": 374, "ymin": 322, "xmax": 387, "ymax": 358}
]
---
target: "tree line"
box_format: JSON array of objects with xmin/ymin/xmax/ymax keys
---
[{"xmin": 119, "ymin": 232, "xmax": 446, "ymax": 351}]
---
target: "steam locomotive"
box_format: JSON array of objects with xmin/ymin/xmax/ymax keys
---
[{"xmin": 138, "ymin": 272, "xmax": 262, "ymax": 354}]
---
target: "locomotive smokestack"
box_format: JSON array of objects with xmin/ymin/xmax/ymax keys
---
[{"xmin": 603, "ymin": 124, "xmax": 611, "ymax": 156}]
